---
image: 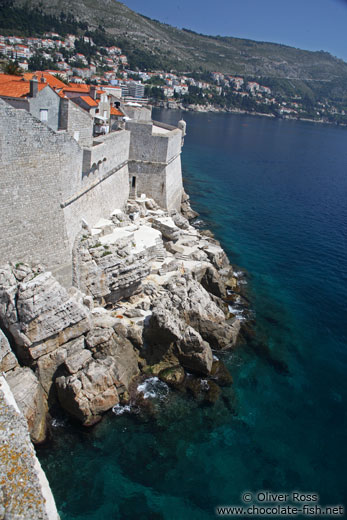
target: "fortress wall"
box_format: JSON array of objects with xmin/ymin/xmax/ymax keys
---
[
  {"xmin": 126, "ymin": 121, "xmax": 169, "ymax": 163},
  {"xmin": 123, "ymin": 105, "xmax": 152, "ymax": 121},
  {"xmin": 84, "ymin": 130, "xmax": 130, "ymax": 178},
  {"xmin": 0, "ymin": 100, "xmax": 82, "ymax": 285},
  {"xmin": 63, "ymin": 164, "xmax": 129, "ymax": 248},
  {"xmin": 166, "ymin": 129, "xmax": 183, "ymax": 162},
  {"xmin": 129, "ymin": 161, "xmax": 166, "ymax": 208},
  {"xmin": 126, "ymin": 120, "xmax": 183, "ymax": 210},
  {"xmin": 165, "ymin": 155, "xmax": 184, "ymax": 211},
  {"xmin": 60, "ymin": 131, "xmax": 131, "ymax": 251}
]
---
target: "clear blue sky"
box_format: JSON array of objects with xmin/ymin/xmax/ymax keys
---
[{"xmin": 120, "ymin": 0, "xmax": 347, "ymax": 62}]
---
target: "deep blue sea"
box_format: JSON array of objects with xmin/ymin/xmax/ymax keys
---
[{"xmin": 38, "ymin": 110, "xmax": 347, "ymax": 519}]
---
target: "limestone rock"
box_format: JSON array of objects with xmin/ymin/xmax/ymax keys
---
[
  {"xmin": 158, "ymin": 365, "xmax": 185, "ymax": 388},
  {"xmin": 176, "ymin": 326, "xmax": 213, "ymax": 375},
  {"xmin": 36, "ymin": 336, "xmax": 86, "ymax": 396},
  {"xmin": 200, "ymin": 265, "xmax": 227, "ymax": 299},
  {"xmin": 145, "ymin": 305, "xmax": 182, "ymax": 347},
  {"xmin": 180, "ymin": 190, "xmax": 199, "ymax": 220},
  {"xmin": 56, "ymin": 358, "xmax": 120, "ymax": 425},
  {"xmin": 203, "ymin": 243, "xmax": 230, "ymax": 269},
  {"xmin": 170, "ymin": 210, "xmax": 190, "ymax": 230},
  {"xmin": 152, "ymin": 216, "xmax": 181, "ymax": 241},
  {"xmin": 0, "ymin": 265, "xmax": 18, "ymax": 328},
  {"xmin": 194, "ymin": 317, "xmax": 241, "ymax": 350},
  {"xmin": 6, "ymin": 367, "xmax": 48, "ymax": 444},
  {"xmin": 86, "ymin": 326, "xmax": 115, "ymax": 351},
  {"xmin": 0, "ymin": 269, "xmax": 92, "ymax": 366},
  {"xmin": 0, "ymin": 329, "xmax": 18, "ymax": 372},
  {"xmin": 88, "ymin": 326, "xmax": 139, "ymax": 389},
  {"xmin": 210, "ymin": 360, "xmax": 233, "ymax": 386},
  {"xmin": 163, "ymin": 275, "xmax": 226, "ymax": 325},
  {"xmin": 65, "ymin": 349, "xmax": 92, "ymax": 374}
]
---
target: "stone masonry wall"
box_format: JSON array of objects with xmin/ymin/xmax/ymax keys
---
[
  {"xmin": 0, "ymin": 99, "xmax": 82, "ymax": 286},
  {"xmin": 165, "ymin": 154, "xmax": 184, "ymax": 211},
  {"xmin": 126, "ymin": 120, "xmax": 183, "ymax": 210},
  {"xmin": 0, "ymin": 100, "xmax": 131, "ymax": 286},
  {"xmin": 63, "ymin": 164, "xmax": 129, "ymax": 250},
  {"xmin": 126, "ymin": 121, "xmax": 169, "ymax": 163},
  {"xmin": 128, "ymin": 161, "xmax": 166, "ymax": 208}
]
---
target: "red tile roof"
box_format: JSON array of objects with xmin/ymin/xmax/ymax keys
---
[
  {"xmin": 110, "ymin": 106, "xmax": 124, "ymax": 116},
  {"xmin": 0, "ymin": 76, "xmax": 46, "ymax": 98},
  {"xmin": 63, "ymin": 84, "xmax": 90, "ymax": 92},
  {"xmin": 23, "ymin": 71, "xmax": 66, "ymax": 89},
  {"xmin": 80, "ymin": 95, "xmax": 98, "ymax": 107}
]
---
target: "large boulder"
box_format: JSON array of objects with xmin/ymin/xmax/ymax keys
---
[
  {"xmin": 56, "ymin": 358, "xmax": 120, "ymax": 426},
  {"xmin": 180, "ymin": 190, "xmax": 198, "ymax": 220},
  {"xmin": 193, "ymin": 317, "xmax": 241, "ymax": 350},
  {"xmin": 144, "ymin": 302, "xmax": 213, "ymax": 376},
  {"xmin": 87, "ymin": 328, "xmax": 139, "ymax": 390},
  {"xmin": 36, "ymin": 336, "xmax": 86, "ymax": 397},
  {"xmin": 0, "ymin": 269, "xmax": 91, "ymax": 365},
  {"xmin": 6, "ymin": 367, "xmax": 48, "ymax": 444},
  {"xmin": 200, "ymin": 265, "xmax": 227, "ymax": 298},
  {"xmin": 176, "ymin": 326, "xmax": 213, "ymax": 375}
]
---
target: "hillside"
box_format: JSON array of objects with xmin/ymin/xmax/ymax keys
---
[
  {"xmin": 2, "ymin": 0, "xmax": 347, "ymax": 107},
  {"xmin": 3, "ymin": 0, "xmax": 347, "ymax": 80}
]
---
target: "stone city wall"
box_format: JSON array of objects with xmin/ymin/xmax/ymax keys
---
[
  {"xmin": 0, "ymin": 99, "xmax": 82, "ymax": 285},
  {"xmin": 126, "ymin": 120, "xmax": 183, "ymax": 210},
  {"xmin": 0, "ymin": 100, "xmax": 131, "ymax": 287}
]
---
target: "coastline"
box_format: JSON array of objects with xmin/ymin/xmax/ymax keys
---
[
  {"xmin": 0, "ymin": 191, "xmax": 249, "ymax": 420},
  {"xmin": 153, "ymin": 101, "xmax": 347, "ymax": 127}
]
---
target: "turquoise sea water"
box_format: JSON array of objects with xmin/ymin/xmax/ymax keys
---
[{"xmin": 38, "ymin": 111, "xmax": 347, "ymax": 519}]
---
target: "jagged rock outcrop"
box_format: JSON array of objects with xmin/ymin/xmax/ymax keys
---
[
  {"xmin": 0, "ymin": 268, "xmax": 91, "ymax": 365},
  {"xmin": 0, "ymin": 262, "xmax": 140, "ymax": 432},
  {"xmin": 181, "ymin": 190, "xmax": 199, "ymax": 220},
  {"xmin": 56, "ymin": 357, "xmax": 121, "ymax": 425},
  {"xmin": 6, "ymin": 367, "xmax": 48, "ymax": 444},
  {"xmin": 176, "ymin": 326, "xmax": 213, "ymax": 375},
  {"xmin": 0, "ymin": 196, "xmax": 245, "ymax": 430},
  {"xmin": 200, "ymin": 265, "xmax": 227, "ymax": 298},
  {"xmin": 77, "ymin": 218, "xmax": 163, "ymax": 302}
]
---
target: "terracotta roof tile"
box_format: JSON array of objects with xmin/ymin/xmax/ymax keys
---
[
  {"xmin": 80, "ymin": 95, "xmax": 98, "ymax": 107},
  {"xmin": 23, "ymin": 71, "xmax": 66, "ymax": 89},
  {"xmin": 110, "ymin": 106, "xmax": 124, "ymax": 116},
  {"xmin": 0, "ymin": 78, "xmax": 46, "ymax": 98},
  {"xmin": 63, "ymin": 84, "xmax": 89, "ymax": 92}
]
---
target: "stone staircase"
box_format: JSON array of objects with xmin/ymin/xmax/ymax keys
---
[{"xmin": 154, "ymin": 237, "xmax": 166, "ymax": 262}]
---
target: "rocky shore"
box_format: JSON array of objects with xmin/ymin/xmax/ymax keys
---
[{"xmin": 0, "ymin": 191, "xmax": 249, "ymax": 517}]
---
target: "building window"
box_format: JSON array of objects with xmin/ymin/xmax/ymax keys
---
[
  {"xmin": 40, "ymin": 109, "xmax": 48, "ymax": 121},
  {"xmin": 132, "ymin": 176, "xmax": 136, "ymax": 188}
]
